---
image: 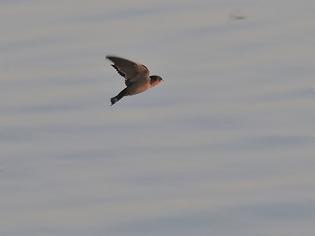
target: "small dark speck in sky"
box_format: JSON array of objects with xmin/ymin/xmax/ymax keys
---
[{"xmin": 229, "ymin": 10, "xmax": 247, "ymax": 20}]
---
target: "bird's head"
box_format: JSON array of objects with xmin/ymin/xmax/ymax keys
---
[{"xmin": 149, "ymin": 75, "xmax": 163, "ymax": 87}]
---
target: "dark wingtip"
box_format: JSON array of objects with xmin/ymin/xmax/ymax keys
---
[
  {"xmin": 106, "ymin": 55, "xmax": 117, "ymax": 61},
  {"xmin": 106, "ymin": 56, "xmax": 113, "ymax": 61}
]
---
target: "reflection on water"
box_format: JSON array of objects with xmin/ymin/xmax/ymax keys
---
[{"xmin": 1, "ymin": 0, "xmax": 315, "ymax": 235}]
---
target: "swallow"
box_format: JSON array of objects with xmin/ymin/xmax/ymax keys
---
[{"xmin": 106, "ymin": 56, "xmax": 163, "ymax": 105}]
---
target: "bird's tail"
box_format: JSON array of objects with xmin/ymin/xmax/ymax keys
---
[{"xmin": 111, "ymin": 88, "xmax": 127, "ymax": 106}]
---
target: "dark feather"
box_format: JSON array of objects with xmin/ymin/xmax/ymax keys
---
[{"xmin": 111, "ymin": 64, "xmax": 125, "ymax": 78}]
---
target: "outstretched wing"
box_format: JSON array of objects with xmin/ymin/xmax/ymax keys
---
[
  {"xmin": 106, "ymin": 56, "xmax": 149, "ymax": 86},
  {"xmin": 111, "ymin": 64, "xmax": 126, "ymax": 78}
]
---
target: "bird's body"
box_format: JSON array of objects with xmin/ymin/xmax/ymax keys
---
[{"xmin": 106, "ymin": 56, "xmax": 163, "ymax": 105}]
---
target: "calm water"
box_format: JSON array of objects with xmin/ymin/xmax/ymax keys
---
[{"xmin": 1, "ymin": 0, "xmax": 315, "ymax": 235}]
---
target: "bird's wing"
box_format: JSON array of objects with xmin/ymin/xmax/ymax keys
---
[{"xmin": 106, "ymin": 56, "xmax": 149, "ymax": 86}]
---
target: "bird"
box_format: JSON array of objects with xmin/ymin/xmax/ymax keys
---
[{"xmin": 106, "ymin": 56, "xmax": 163, "ymax": 105}]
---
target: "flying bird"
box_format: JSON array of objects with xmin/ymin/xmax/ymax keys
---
[{"xmin": 106, "ymin": 56, "xmax": 163, "ymax": 105}]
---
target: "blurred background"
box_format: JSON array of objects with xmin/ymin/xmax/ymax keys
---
[{"xmin": 1, "ymin": 0, "xmax": 315, "ymax": 235}]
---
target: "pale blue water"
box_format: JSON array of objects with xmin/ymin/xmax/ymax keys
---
[{"xmin": 1, "ymin": 0, "xmax": 315, "ymax": 235}]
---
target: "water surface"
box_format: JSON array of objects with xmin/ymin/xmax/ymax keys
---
[{"xmin": 1, "ymin": 1, "xmax": 315, "ymax": 235}]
